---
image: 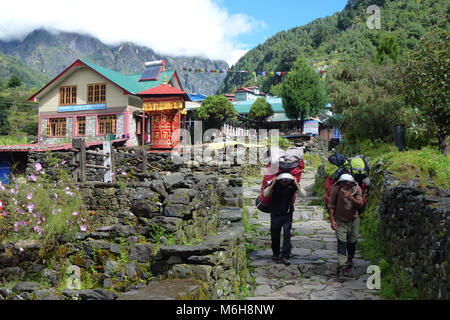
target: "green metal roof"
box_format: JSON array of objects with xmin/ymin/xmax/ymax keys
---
[
  {"xmin": 81, "ymin": 59, "xmax": 176, "ymax": 95},
  {"xmin": 232, "ymin": 97, "xmax": 284, "ymax": 114}
]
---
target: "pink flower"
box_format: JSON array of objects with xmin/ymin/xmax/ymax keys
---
[
  {"xmin": 51, "ymin": 209, "xmax": 55, "ymax": 215},
  {"xmin": 35, "ymin": 162, "xmax": 42, "ymax": 172},
  {"xmin": 72, "ymin": 211, "xmax": 78, "ymax": 216},
  {"xmin": 80, "ymin": 224, "xmax": 88, "ymax": 232},
  {"xmin": 54, "ymin": 193, "xmax": 58, "ymax": 199},
  {"xmin": 27, "ymin": 193, "xmax": 33, "ymax": 200},
  {"xmin": 30, "ymin": 174, "xmax": 37, "ymax": 182},
  {"xmin": 121, "ymin": 172, "xmax": 127, "ymax": 176},
  {"xmin": 19, "ymin": 247, "xmax": 24, "ymax": 252},
  {"xmin": 27, "ymin": 202, "xmax": 35, "ymax": 213}
]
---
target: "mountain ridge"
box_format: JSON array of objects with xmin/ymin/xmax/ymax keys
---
[{"xmin": 0, "ymin": 28, "xmax": 229, "ymax": 95}]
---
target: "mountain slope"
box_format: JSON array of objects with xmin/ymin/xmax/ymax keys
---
[
  {"xmin": 0, "ymin": 51, "xmax": 51, "ymax": 89},
  {"xmin": 0, "ymin": 29, "xmax": 229, "ymax": 95},
  {"xmin": 218, "ymin": 0, "xmax": 449, "ymax": 94}
]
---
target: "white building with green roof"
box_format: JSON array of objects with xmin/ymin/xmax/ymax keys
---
[{"xmin": 29, "ymin": 59, "xmax": 184, "ymax": 146}]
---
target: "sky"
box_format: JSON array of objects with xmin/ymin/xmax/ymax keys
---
[{"xmin": 0, "ymin": 0, "xmax": 348, "ymax": 66}]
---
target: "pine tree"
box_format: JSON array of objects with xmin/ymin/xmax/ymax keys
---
[{"xmin": 280, "ymin": 57, "xmax": 327, "ymax": 132}]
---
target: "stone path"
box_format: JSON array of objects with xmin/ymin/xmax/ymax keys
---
[{"xmin": 244, "ymin": 168, "xmax": 381, "ymax": 300}]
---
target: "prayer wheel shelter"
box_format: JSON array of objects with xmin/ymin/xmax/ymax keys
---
[{"xmin": 137, "ymin": 80, "xmax": 189, "ymax": 150}]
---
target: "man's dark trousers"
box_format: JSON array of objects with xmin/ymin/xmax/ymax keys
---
[{"xmin": 270, "ymin": 211, "xmax": 293, "ymax": 258}]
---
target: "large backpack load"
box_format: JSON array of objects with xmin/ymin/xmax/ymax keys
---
[
  {"xmin": 324, "ymin": 153, "xmax": 370, "ymax": 214},
  {"xmin": 255, "ymin": 147, "xmax": 304, "ymax": 213}
]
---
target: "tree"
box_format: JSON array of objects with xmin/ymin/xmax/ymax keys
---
[
  {"xmin": 280, "ymin": 57, "xmax": 327, "ymax": 132},
  {"xmin": 7, "ymin": 75, "xmax": 22, "ymax": 111},
  {"xmin": 249, "ymin": 97, "xmax": 274, "ymax": 127},
  {"xmin": 196, "ymin": 95, "xmax": 238, "ymax": 131},
  {"xmin": 399, "ymin": 28, "xmax": 450, "ymax": 155},
  {"xmin": 326, "ymin": 57, "xmax": 404, "ymax": 143},
  {"xmin": 376, "ymin": 34, "xmax": 400, "ymax": 64}
]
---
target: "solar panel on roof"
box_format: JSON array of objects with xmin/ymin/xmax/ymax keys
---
[{"xmin": 139, "ymin": 64, "xmax": 163, "ymax": 81}]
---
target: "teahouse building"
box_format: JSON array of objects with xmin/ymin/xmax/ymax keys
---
[{"xmin": 29, "ymin": 59, "xmax": 188, "ymax": 148}]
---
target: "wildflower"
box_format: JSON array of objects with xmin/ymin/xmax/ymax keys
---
[
  {"xmin": 54, "ymin": 193, "xmax": 58, "ymax": 199},
  {"xmin": 61, "ymin": 160, "xmax": 67, "ymax": 165},
  {"xmin": 51, "ymin": 209, "xmax": 55, "ymax": 215},
  {"xmin": 90, "ymin": 211, "xmax": 95, "ymax": 216},
  {"xmin": 27, "ymin": 203, "xmax": 35, "ymax": 213},
  {"xmin": 35, "ymin": 162, "xmax": 42, "ymax": 172},
  {"xmin": 72, "ymin": 211, "xmax": 78, "ymax": 216},
  {"xmin": 14, "ymin": 222, "xmax": 19, "ymax": 232},
  {"xmin": 80, "ymin": 224, "xmax": 88, "ymax": 232},
  {"xmin": 19, "ymin": 247, "xmax": 24, "ymax": 252},
  {"xmin": 10, "ymin": 188, "xmax": 17, "ymax": 195},
  {"xmin": 121, "ymin": 172, "xmax": 127, "ymax": 176},
  {"xmin": 30, "ymin": 174, "xmax": 37, "ymax": 182},
  {"xmin": 20, "ymin": 220, "xmax": 26, "ymax": 226},
  {"xmin": 27, "ymin": 193, "xmax": 33, "ymax": 200}
]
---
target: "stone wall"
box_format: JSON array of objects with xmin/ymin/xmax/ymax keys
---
[
  {"xmin": 379, "ymin": 172, "xmax": 449, "ymax": 300},
  {"xmin": 1, "ymin": 150, "xmax": 246, "ymax": 300}
]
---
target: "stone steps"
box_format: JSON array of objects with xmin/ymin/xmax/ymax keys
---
[{"xmin": 243, "ymin": 173, "xmax": 382, "ymax": 301}]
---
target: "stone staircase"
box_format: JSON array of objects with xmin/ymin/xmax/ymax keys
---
[{"xmin": 244, "ymin": 169, "xmax": 381, "ymax": 300}]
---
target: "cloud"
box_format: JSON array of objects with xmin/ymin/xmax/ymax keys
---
[{"xmin": 0, "ymin": 0, "xmax": 262, "ymax": 66}]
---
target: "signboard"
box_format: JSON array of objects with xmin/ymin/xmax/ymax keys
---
[
  {"xmin": 303, "ymin": 120, "xmax": 319, "ymax": 135},
  {"xmin": 143, "ymin": 98, "xmax": 183, "ymax": 112},
  {"xmin": 58, "ymin": 103, "xmax": 106, "ymax": 112}
]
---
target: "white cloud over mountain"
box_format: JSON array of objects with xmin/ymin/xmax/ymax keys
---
[{"xmin": 0, "ymin": 0, "xmax": 262, "ymax": 66}]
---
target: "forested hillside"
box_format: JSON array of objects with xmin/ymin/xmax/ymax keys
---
[{"xmin": 218, "ymin": 0, "xmax": 449, "ymax": 94}]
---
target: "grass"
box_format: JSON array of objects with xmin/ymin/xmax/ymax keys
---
[
  {"xmin": 318, "ymin": 141, "xmax": 450, "ymax": 299},
  {"xmin": 0, "ymin": 135, "xmax": 30, "ymax": 145}
]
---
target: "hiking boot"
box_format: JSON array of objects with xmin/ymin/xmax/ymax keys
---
[
  {"xmin": 280, "ymin": 257, "xmax": 291, "ymax": 266},
  {"xmin": 347, "ymin": 257, "xmax": 354, "ymax": 269},
  {"xmin": 337, "ymin": 266, "xmax": 350, "ymax": 282},
  {"xmin": 272, "ymin": 254, "xmax": 281, "ymax": 261}
]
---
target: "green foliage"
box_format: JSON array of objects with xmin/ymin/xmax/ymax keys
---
[
  {"xmin": 7, "ymin": 75, "xmax": 22, "ymax": 89},
  {"xmin": 326, "ymin": 58, "xmax": 404, "ymax": 143},
  {"xmin": 376, "ymin": 34, "xmax": 400, "ymax": 63},
  {"xmin": 0, "ymin": 52, "xmax": 51, "ymax": 90},
  {"xmin": 219, "ymin": 0, "xmax": 449, "ymax": 94},
  {"xmin": 398, "ymin": 28, "xmax": 450, "ymax": 155},
  {"xmin": 196, "ymin": 95, "xmax": 238, "ymax": 130},
  {"xmin": 280, "ymin": 57, "xmax": 327, "ymax": 126},
  {"xmin": 248, "ymin": 97, "xmax": 274, "ymax": 124}
]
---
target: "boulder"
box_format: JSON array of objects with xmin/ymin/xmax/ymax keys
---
[
  {"xmin": 150, "ymin": 216, "xmax": 182, "ymax": 233},
  {"xmin": 129, "ymin": 243, "xmax": 156, "ymax": 262},
  {"xmin": 163, "ymin": 173, "xmax": 186, "ymax": 190},
  {"xmin": 78, "ymin": 289, "xmax": 118, "ymax": 300},
  {"xmin": 164, "ymin": 204, "xmax": 190, "ymax": 218},
  {"xmin": 130, "ymin": 200, "xmax": 162, "ymax": 218},
  {"xmin": 165, "ymin": 191, "xmax": 190, "ymax": 205},
  {"xmin": 13, "ymin": 281, "xmax": 41, "ymax": 292},
  {"xmin": 34, "ymin": 289, "xmax": 59, "ymax": 300},
  {"xmin": 0, "ymin": 253, "xmax": 19, "ymax": 268},
  {"xmin": 150, "ymin": 180, "xmax": 168, "ymax": 198}
]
